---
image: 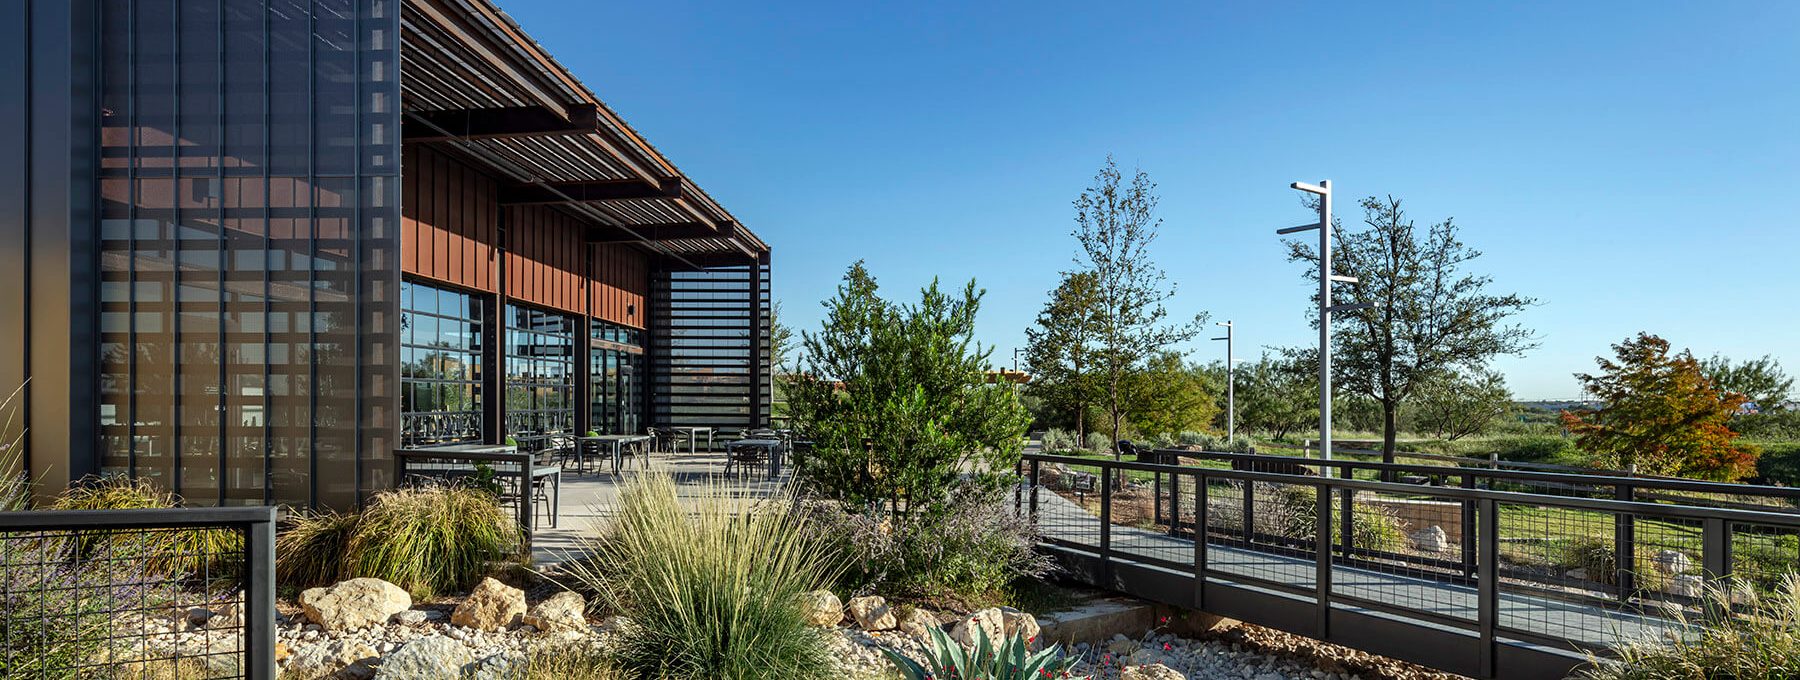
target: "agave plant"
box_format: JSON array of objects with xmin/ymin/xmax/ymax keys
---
[{"xmin": 882, "ymin": 621, "xmax": 1085, "ymax": 680}]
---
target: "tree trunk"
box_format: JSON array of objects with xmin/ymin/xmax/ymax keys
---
[{"xmin": 1382, "ymin": 400, "xmax": 1399, "ymax": 464}]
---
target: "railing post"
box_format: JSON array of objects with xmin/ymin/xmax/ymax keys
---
[
  {"xmin": 1169, "ymin": 466, "xmax": 1182, "ymax": 538},
  {"xmin": 1461, "ymin": 473, "xmax": 1478, "ymax": 577},
  {"xmin": 245, "ymin": 510, "xmax": 278, "ymax": 680},
  {"xmin": 1194, "ymin": 474, "xmax": 1209, "ymax": 610},
  {"xmin": 1339, "ymin": 485, "xmax": 1354, "ymax": 558},
  {"xmin": 1702, "ymin": 517, "xmax": 1730, "ymax": 582},
  {"xmin": 1614, "ymin": 482, "xmax": 1636, "ymax": 600},
  {"xmin": 1314, "ymin": 481, "xmax": 1333, "ymax": 639},
  {"xmin": 1243, "ymin": 478, "xmax": 1257, "ymax": 545},
  {"xmin": 1014, "ymin": 456, "xmax": 1023, "ymax": 516},
  {"xmin": 1029, "ymin": 459, "xmax": 1041, "ymax": 523},
  {"xmin": 1477, "ymin": 498, "xmax": 1498, "ymax": 679},
  {"xmin": 1154, "ymin": 463, "xmax": 1164, "ymax": 528},
  {"xmin": 1100, "ymin": 461, "xmax": 1114, "ymax": 585}
]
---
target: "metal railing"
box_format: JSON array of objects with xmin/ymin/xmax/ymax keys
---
[
  {"xmin": 1018, "ymin": 451, "xmax": 1800, "ymax": 679},
  {"xmin": 0, "ymin": 506, "xmax": 277, "ymax": 679},
  {"xmin": 394, "ymin": 448, "xmax": 562, "ymax": 542}
]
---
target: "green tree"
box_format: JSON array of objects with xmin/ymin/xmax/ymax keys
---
[
  {"xmin": 1700, "ymin": 354, "xmax": 1793, "ymax": 412},
  {"xmin": 1287, "ymin": 195, "xmax": 1536, "ymax": 464},
  {"xmin": 1410, "ymin": 368, "xmax": 1512, "ymax": 441},
  {"xmin": 1024, "ymin": 271, "xmax": 1103, "ymax": 440},
  {"xmin": 1236, "ymin": 351, "xmax": 1317, "ymax": 440},
  {"xmin": 785, "ymin": 263, "xmax": 1031, "ymax": 509},
  {"xmin": 1562, "ymin": 333, "xmax": 1758, "ymax": 481},
  {"xmin": 1125, "ymin": 352, "xmax": 1221, "ymax": 440},
  {"xmin": 1071, "ymin": 157, "xmax": 1206, "ymax": 456}
]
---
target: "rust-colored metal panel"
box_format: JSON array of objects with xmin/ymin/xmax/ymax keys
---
[{"xmin": 401, "ymin": 145, "xmax": 499, "ymax": 293}]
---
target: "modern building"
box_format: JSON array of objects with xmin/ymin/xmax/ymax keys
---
[{"xmin": 2, "ymin": 0, "xmax": 773, "ymax": 508}]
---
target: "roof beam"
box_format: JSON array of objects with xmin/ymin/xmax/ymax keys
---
[
  {"xmin": 500, "ymin": 177, "xmax": 682, "ymax": 206},
  {"xmin": 584, "ymin": 221, "xmax": 721, "ymax": 243},
  {"xmin": 403, "ymin": 104, "xmax": 599, "ymax": 143}
]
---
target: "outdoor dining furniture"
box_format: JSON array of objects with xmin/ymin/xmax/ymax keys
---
[
  {"xmin": 724, "ymin": 438, "xmax": 784, "ymax": 480},
  {"xmin": 393, "ymin": 444, "xmax": 563, "ymax": 539},
  {"xmin": 581, "ymin": 433, "xmax": 654, "ymax": 476},
  {"xmin": 669, "ymin": 425, "xmax": 714, "ymax": 454}
]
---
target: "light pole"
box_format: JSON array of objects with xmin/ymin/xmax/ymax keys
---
[
  {"xmin": 1277, "ymin": 180, "xmax": 1371, "ymax": 476},
  {"xmin": 1212, "ymin": 320, "xmax": 1234, "ymax": 441}
]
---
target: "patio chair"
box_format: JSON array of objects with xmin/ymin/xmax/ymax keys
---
[
  {"xmin": 724, "ymin": 441, "xmax": 768, "ymax": 481},
  {"xmin": 577, "ymin": 437, "xmax": 604, "ymax": 474}
]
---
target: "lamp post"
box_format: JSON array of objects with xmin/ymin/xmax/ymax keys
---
[
  {"xmin": 1276, "ymin": 180, "xmax": 1372, "ymax": 476},
  {"xmin": 1212, "ymin": 320, "xmax": 1234, "ymax": 441}
]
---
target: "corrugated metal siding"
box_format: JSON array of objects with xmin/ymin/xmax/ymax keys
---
[
  {"xmin": 590, "ymin": 242, "xmax": 646, "ymax": 329},
  {"xmin": 401, "ymin": 144, "xmax": 499, "ymax": 292}
]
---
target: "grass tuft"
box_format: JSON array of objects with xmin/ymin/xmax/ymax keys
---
[
  {"xmin": 1578, "ymin": 573, "xmax": 1800, "ymax": 679},
  {"xmin": 275, "ymin": 509, "xmax": 362, "ymax": 590},
  {"xmin": 342, "ymin": 485, "xmax": 523, "ymax": 599}
]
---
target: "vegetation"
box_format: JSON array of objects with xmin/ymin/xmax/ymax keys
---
[
  {"xmin": 1578, "ymin": 574, "xmax": 1800, "ymax": 680},
  {"xmin": 49, "ymin": 476, "xmax": 244, "ymax": 581},
  {"xmin": 275, "ymin": 509, "xmax": 362, "ymax": 590},
  {"xmin": 1123, "ymin": 352, "xmax": 1221, "ymax": 442},
  {"xmin": 1563, "ymin": 333, "xmax": 1759, "ymax": 480},
  {"xmin": 508, "ymin": 642, "xmax": 623, "ymax": 680},
  {"xmin": 1285, "ymin": 195, "xmax": 1536, "ymax": 464},
  {"xmin": 1700, "ymin": 353, "xmax": 1794, "ymax": 412},
  {"xmin": 274, "ymin": 485, "xmax": 522, "ymax": 598},
  {"xmin": 1409, "ymin": 368, "xmax": 1513, "ymax": 441},
  {"xmin": 1234, "ymin": 352, "xmax": 1317, "ymax": 440},
  {"xmin": 1025, "ymin": 270, "xmax": 1104, "ymax": 442},
  {"xmin": 883, "ymin": 621, "xmax": 1083, "ymax": 680},
  {"xmin": 804, "ymin": 487, "xmax": 1052, "ymax": 606},
  {"xmin": 562, "ymin": 474, "xmax": 841, "ymax": 680}
]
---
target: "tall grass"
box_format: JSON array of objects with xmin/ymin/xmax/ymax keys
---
[
  {"xmin": 49, "ymin": 475, "xmax": 244, "ymax": 581},
  {"xmin": 562, "ymin": 474, "xmax": 842, "ymax": 680},
  {"xmin": 340, "ymin": 485, "xmax": 523, "ymax": 598},
  {"xmin": 275, "ymin": 509, "xmax": 362, "ymax": 589},
  {"xmin": 1579, "ymin": 574, "xmax": 1800, "ymax": 679}
]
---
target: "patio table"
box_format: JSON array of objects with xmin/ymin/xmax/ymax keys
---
[
  {"xmin": 669, "ymin": 426, "xmax": 714, "ymax": 454},
  {"xmin": 393, "ymin": 444, "xmax": 563, "ymax": 535},
  {"xmin": 725, "ymin": 438, "xmax": 784, "ymax": 480},
  {"xmin": 581, "ymin": 434, "xmax": 653, "ymax": 475}
]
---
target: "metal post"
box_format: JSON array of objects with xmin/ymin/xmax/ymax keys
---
[
  {"xmin": 1339, "ymin": 486, "xmax": 1354, "ymax": 558},
  {"xmin": 1460, "ymin": 473, "xmax": 1478, "ymax": 577},
  {"xmin": 1194, "ymin": 473, "xmax": 1209, "ymax": 610},
  {"xmin": 1169, "ymin": 468, "xmax": 1182, "ymax": 537},
  {"xmin": 1477, "ymin": 498, "xmax": 1499, "ymax": 679},
  {"xmin": 245, "ymin": 510, "xmax": 278, "ymax": 680},
  {"xmin": 1213, "ymin": 321, "xmax": 1235, "ymax": 441},
  {"xmin": 1279, "ymin": 180, "xmax": 1366, "ymax": 479},
  {"xmin": 1614, "ymin": 483, "xmax": 1636, "ymax": 601},
  {"xmin": 1028, "ymin": 459, "xmax": 1041, "ymax": 523},
  {"xmin": 1701, "ymin": 517, "xmax": 1730, "ymax": 581},
  {"xmin": 1100, "ymin": 462, "xmax": 1114, "ymax": 584},
  {"xmin": 1314, "ymin": 482, "xmax": 1333, "ymax": 638}
]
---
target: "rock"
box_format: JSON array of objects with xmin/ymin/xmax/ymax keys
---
[
  {"xmin": 1565, "ymin": 568, "xmax": 1590, "ymax": 581},
  {"xmin": 1653, "ymin": 549, "xmax": 1694, "ymax": 575},
  {"xmin": 847, "ymin": 595, "xmax": 897, "ymax": 631},
  {"xmin": 797, "ymin": 589, "xmax": 844, "ymax": 627},
  {"xmin": 522, "ymin": 591, "xmax": 587, "ymax": 633},
  {"xmin": 1669, "ymin": 574, "xmax": 1705, "ymax": 598},
  {"xmin": 1107, "ymin": 638, "xmax": 1142, "ymax": 656},
  {"xmin": 1408, "ymin": 525, "xmax": 1448, "ymax": 553},
  {"xmin": 950, "ymin": 608, "xmax": 1005, "ymax": 647},
  {"xmin": 896, "ymin": 607, "xmax": 938, "ymax": 641},
  {"xmin": 299, "ymin": 578, "xmax": 413, "ymax": 632},
  {"xmin": 452, "ymin": 577, "xmax": 527, "ymax": 632},
  {"xmin": 998, "ymin": 607, "xmax": 1040, "ymax": 647},
  {"xmin": 284, "ymin": 639, "xmax": 378, "ymax": 680},
  {"xmin": 174, "ymin": 606, "xmax": 212, "ymax": 628},
  {"xmin": 390, "ymin": 609, "xmax": 429, "ymax": 626},
  {"xmin": 374, "ymin": 634, "xmax": 475, "ymax": 680},
  {"xmin": 1122, "ymin": 662, "xmax": 1187, "ymax": 679}
]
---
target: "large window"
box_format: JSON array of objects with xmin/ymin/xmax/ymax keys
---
[
  {"xmin": 400, "ymin": 281, "xmax": 485, "ymax": 447},
  {"xmin": 590, "ymin": 322, "xmax": 644, "ymax": 435},
  {"xmin": 506, "ymin": 304, "xmax": 575, "ymax": 451}
]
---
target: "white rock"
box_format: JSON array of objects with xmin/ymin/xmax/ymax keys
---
[
  {"xmin": 797, "ymin": 590, "xmax": 844, "ymax": 627},
  {"xmin": 299, "ymin": 578, "xmax": 413, "ymax": 633},
  {"xmin": 1409, "ymin": 525, "xmax": 1448, "ymax": 553},
  {"xmin": 522, "ymin": 591, "xmax": 587, "ymax": 633},
  {"xmin": 950, "ymin": 608, "xmax": 1005, "ymax": 647},
  {"xmin": 1122, "ymin": 663, "xmax": 1187, "ymax": 680},
  {"xmin": 390, "ymin": 610, "xmax": 429, "ymax": 626},
  {"xmin": 1653, "ymin": 549, "xmax": 1694, "ymax": 575},
  {"xmin": 451, "ymin": 578, "xmax": 527, "ymax": 632},
  {"xmin": 998, "ymin": 607, "xmax": 1041, "ymax": 647},
  {"xmin": 284, "ymin": 639, "xmax": 378, "ymax": 680},
  {"xmin": 848, "ymin": 595, "xmax": 897, "ymax": 631},
  {"xmin": 374, "ymin": 634, "xmax": 476, "ymax": 679}
]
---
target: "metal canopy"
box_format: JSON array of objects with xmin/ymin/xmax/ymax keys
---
[{"xmin": 400, "ymin": 0, "xmax": 767, "ymax": 266}]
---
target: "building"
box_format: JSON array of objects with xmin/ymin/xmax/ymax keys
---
[{"xmin": 1, "ymin": 0, "xmax": 773, "ymax": 508}]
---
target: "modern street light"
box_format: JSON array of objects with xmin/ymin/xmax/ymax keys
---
[
  {"xmin": 1212, "ymin": 320, "xmax": 1234, "ymax": 441},
  {"xmin": 1276, "ymin": 180, "xmax": 1373, "ymax": 476}
]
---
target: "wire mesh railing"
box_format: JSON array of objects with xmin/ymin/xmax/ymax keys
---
[{"xmin": 0, "ymin": 507, "xmax": 276, "ymax": 680}]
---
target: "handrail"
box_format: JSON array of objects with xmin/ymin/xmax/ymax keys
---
[{"xmin": 0, "ymin": 506, "xmax": 277, "ymax": 530}]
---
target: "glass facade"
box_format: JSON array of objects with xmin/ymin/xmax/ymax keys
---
[
  {"xmin": 589, "ymin": 322, "xmax": 644, "ymax": 435},
  {"xmin": 400, "ymin": 281, "xmax": 485, "ymax": 447},
  {"xmin": 95, "ymin": 0, "xmax": 400, "ymax": 508},
  {"xmin": 505, "ymin": 304, "xmax": 575, "ymax": 452},
  {"xmin": 650, "ymin": 264, "xmax": 771, "ymax": 429}
]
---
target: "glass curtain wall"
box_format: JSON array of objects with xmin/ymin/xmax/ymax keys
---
[
  {"xmin": 589, "ymin": 322, "xmax": 643, "ymax": 435},
  {"xmin": 505, "ymin": 304, "xmax": 574, "ymax": 452},
  {"xmin": 400, "ymin": 281, "xmax": 484, "ymax": 446},
  {"xmin": 96, "ymin": 0, "xmax": 400, "ymax": 508}
]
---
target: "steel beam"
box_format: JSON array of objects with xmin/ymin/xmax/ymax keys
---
[{"xmin": 402, "ymin": 103, "xmax": 600, "ymax": 142}]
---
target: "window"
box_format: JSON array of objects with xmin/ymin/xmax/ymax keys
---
[
  {"xmin": 505, "ymin": 304, "xmax": 575, "ymax": 451},
  {"xmin": 400, "ymin": 281, "xmax": 485, "ymax": 447},
  {"xmin": 590, "ymin": 321, "xmax": 644, "ymax": 435}
]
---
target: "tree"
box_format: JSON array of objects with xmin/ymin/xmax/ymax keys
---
[
  {"xmin": 1700, "ymin": 354, "xmax": 1793, "ymax": 412},
  {"xmin": 1562, "ymin": 333, "xmax": 1758, "ymax": 481},
  {"xmin": 785, "ymin": 262, "xmax": 1031, "ymax": 510},
  {"xmin": 1287, "ymin": 195, "xmax": 1536, "ymax": 464},
  {"xmin": 1410, "ymin": 368, "xmax": 1512, "ymax": 441},
  {"xmin": 1024, "ymin": 271, "xmax": 1103, "ymax": 440},
  {"xmin": 1125, "ymin": 352, "xmax": 1221, "ymax": 440},
  {"xmin": 1072, "ymin": 157, "xmax": 1206, "ymax": 457},
  {"xmin": 1236, "ymin": 351, "xmax": 1318, "ymax": 440}
]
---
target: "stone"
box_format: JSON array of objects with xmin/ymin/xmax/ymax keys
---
[
  {"xmin": 452, "ymin": 577, "xmax": 527, "ymax": 632},
  {"xmin": 299, "ymin": 578, "xmax": 413, "ymax": 632},
  {"xmin": 522, "ymin": 591, "xmax": 588, "ymax": 633},
  {"xmin": 1653, "ymin": 549, "xmax": 1694, "ymax": 575},
  {"xmin": 390, "ymin": 609, "xmax": 429, "ymax": 626},
  {"xmin": 1669, "ymin": 574, "xmax": 1706, "ymax": 598},
  {"xmin": 797, "ymin": 589, "xmax": 844, "ymax": 627},
  {"xmin": 895, "ymin": 607, "xmax": 938, "ymax": 641},
  {"xmin": 1565, "ymin": 568, "xmax": 1590, "ymax": 581},
  {"xmin": 1408, "ymin": 525, "xmax": 1448, "ymax": 553},
  {"xmin": 847, "ymin": 595, "xmax": 897, "ymax": 631},
  {"xmin": 374, "ymin": 634, "xmax": 475, "ymax": 680},
  {"xmin": 950, "ymin": 607, "xmax": 1005, "ymax": 647},
  {"xmin": 284, "ymin": 639, "xmax": 379, "ymax": 680},
  {"xmin": 998, "ymin": 607, "xmax": 1040, "ymax": 646},
  {"xmin": 1122, "ymin": 662, "xmax": 1186, "ymax": 679}
]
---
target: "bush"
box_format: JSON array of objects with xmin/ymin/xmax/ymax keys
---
[
  {"xmin": 1210, "ymin": 484, "xmax": 1404, "ymax": 553},
  {"xmin": 1085, "ymin": 432, "xmax": 1113, "ymax": 453},
  {"xmin": 2, "ymin": 533, "xmax": 169, "ymax": 679},
  {"xmin": 1475, "ymin": 434, "xmax": 1589, "ymax": 467},
  {"xmin": 1040, "ymin": 428, "xmax": 1079, "ymax": 452},
  {"xmin": 276, "ymin": 510, "xmax": 362, "ymax": 590},
  {"xmin": 1179, "ymin": 431, "xmax": 1258, "ymax": 454},
  {"xmin": 808, "ymin": 488, "xmax": 1052, "ymax": 605},
  {"xmin": 1752, "ymin": 441, "xmax": 1800, "ymax": 487},
  {"xmin": 1735, "ymin": 410, "xmax": 1800, "ymax": 440},
  {"xmin": 343, "ymin": 485, "xmax": 523, "ymax": 598},
  {"xmin": 49, "ymin": 476, "xmax": 243, "ymax": 581},
  {"xmin": 1553, "ymin": 537, "xmax": 1618, "ymax": 586},
  {"xmin": 883, "ymin": 619, "xmax": 1081, "ymax": 680},
  {"xmin": 1577, "ymin": 574, "xmax": 1800, "ymax": 679},
  {"xmin": 505, "ymin": 642, "xmax": 621, "ymax": 680},
  {"xmin": 562, "ymin": 474, "xmax": 841, "ymax": 680}
]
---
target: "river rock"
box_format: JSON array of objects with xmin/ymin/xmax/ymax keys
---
[
  {"xmin": 452, "ymin": 577, "xmax": 527, "ymax": 632},
  {"xmin": 951, "ymin": 607, "xmax": 1005, "ymax": 647},
  {"xmin": 896, "ymin": 607, "xmax": 939, "ymax": 641},
  {"xmin": 999, "ymin": 607, "xmax": 1040, "ymax": 646},
  {"xmin": 284, "ymin": 639, "xmax": 378, "ymax": 680},
  {"xmin": 299, "ymin": 578, "xmax": 412, "ymax": 632},
  {"xmin": 1122, "ymin": 664, "xmax": 1187, "ymax": 680},
  {"xmin": 1653, "ymin": 549, "xmax": 1694, "ymax": 575}
]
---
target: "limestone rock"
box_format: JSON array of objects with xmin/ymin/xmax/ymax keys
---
[
  {"xmin": 299, "ymin": 578, "xmax": 413, "ymax": 632},
  {"xmin": 284, "ymin": 639, "xmax": 378, "ymax": 680},
  {"xmin": 1669, "ymin": 574, "xmax": 1706, "ymax": 598},
  {"xmin": 390, "ymin": 609, "xmax": 429, "ymax": 626},
  {"xmin": 1409, "ymin": 525, "xmax": 1448, "ymax": 553},
  {"xmin": 896, "ymin": 607, "xmax": 938, "ymax": 641},
  {"xmin": 374, "ymin": 634, "xmax": 475, "ymax": 679},
  {"xmin": 950, "ymin": 607, "xmax": 1005, "ymax": 647},
  {"xmin": 847, "ymin": 595, "xmax": 897, "ymax": 631},
  {"xmin": 998, "ymin": 606, "xmax": 1040, "ymax": 645},
  {"xmin": 1122, "ymin": 664, "xmax": 1187, "ymax": 680},
  {"xmin": 452, "ymin": 577, "xmax": 527, "ymax": 632},
  {"xmin": 797, "ymin": 589, "xmax": 844, "ymax": 627},
  {"xmin": 522, "ymin": 591, "xmax": 588, "ymax": 632},
  {"xmin": 1653, "ymin": 549, "xmax": 1694, "ymax": 575}
]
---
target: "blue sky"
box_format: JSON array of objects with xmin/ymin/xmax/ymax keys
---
[{"xmin": 500, "ymin": 1, "xmax": 1800, "ymax": 399}]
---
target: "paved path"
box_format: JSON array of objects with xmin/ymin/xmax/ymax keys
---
[{"xmin": 531, "ymin": 450, "xmax": 792, "ymax": 564}]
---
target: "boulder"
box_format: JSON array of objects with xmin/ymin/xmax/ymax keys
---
[
  {"xmin": 950, "ymin": 608, "xmax": 1005, "ymax": 647},
  {"xmin": 452, "ymin": 577, "xmax": 527, "ymax": 632},
  {"xmin": 299, "ymin": 578, "xmax": 413, "ymax": 632},
  {"xmin": 895, "ymin": 607, "xmax": 939, "ymax": 641},
  {"xmin": 998, "ymin": 607, "xmax": 1040, "ymax": 646},
  {"xmin": 1121, "ymin": 663, "xmax": 1187, "ymax": 680},
  {"xmin": 797, "ymin": 589, "xmax": 844, "ymax": 627},
  {"xmin": 1409, "ymin": 525, "xmax": 1448, "ymax": 553},
  {"xmin": 1669, "ymin": 574, "xmax": 1706, "ymax": 599},
  {"xmin": 522, "ymin": 591, "xmax": 588, "ymax": 632},
  {"xmin": 1653, "ymin": 549, "xmax": 1694, "ymax": 575},
  {"xmin": 390, "ymin": 609, "xmax": 430, "ymax": 626},
  {"xmin": 847, "ymin": 595, "xmax": 897, "ymax": 631},
  {"xmin": 374, "ymin": 635, "xmax": 475, "ymax": 680},
  {"xmin": 284, "ymin": 639, "xmax": 378, "ymax": 680}
]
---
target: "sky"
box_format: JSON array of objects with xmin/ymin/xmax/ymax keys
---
[{"xmin": 498, "ymin": 1, "xmax": 1800, "ymax": 399}]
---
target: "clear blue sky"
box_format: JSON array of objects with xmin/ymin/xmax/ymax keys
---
[{"xmin": 500, "ymin": 1, "xmax": 1800, "ymax": 399}]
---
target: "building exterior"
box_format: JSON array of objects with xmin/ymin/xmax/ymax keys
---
[{"xmin": 2, "ymin": 0, "xmax": 772, "ymax": 508}]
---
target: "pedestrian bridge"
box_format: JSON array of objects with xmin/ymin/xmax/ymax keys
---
[{"xmin": 1017, "ymin": 450, "xmax": 1800, "ymax": 679}]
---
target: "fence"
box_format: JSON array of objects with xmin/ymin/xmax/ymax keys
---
[
  {"xmin": 1018, "ymin": 451, "xmax": 1800, "ymax": 679},
  {"xmin": 0, "ymin": 506, "xmax": 277, "ymax": 679}
]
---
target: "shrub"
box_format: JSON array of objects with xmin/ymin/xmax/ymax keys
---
[
  {"xmin": 884, "ymin": 620, "xmax": 1082, "ymax": 680},
  {"xmin": 1209, "ymin": 484, "xmax": 1404, "ymax": 552},
  {"xmin": 276, "ymin": 510, "xmax": 362, "ymax": 590},
  {"xmin": 1176, "ymin": 431, "xmax": 1257, "ymax": 453},
  {"xmin": 344, "ymin": 485, "xmax": 522, "ymax": 598},
  {"xmin": 562, "ymin": 474, "xmax": 841, "ymax": 680},
  {"xmin": 1553, "ymin": 537, "xmax": 1618, "ymax": 585},
  {"xmin": 1577, "ymin": 574, "xmax": 1800, "ymax": 679},
  {"xmin": 1040, "ymin": 428, "xmax": 1079, "ymax": 452},
  {"xmin": 2, "ymin": 535, "xmax": 167, "ymax": 679},
  {"xmin": 50, "ymin": 476, "xmax": 243, "ymax": 581},
  {"xmin": 808, "ymin": 488, "xmax": 1053, "ymax": 604},
  {"xmin": 1752, "ymin": 441, "xmax": 1800, "ymax": 487},
  {"xmin": 1478, "ymin": 434, "xmax": 1589, "ymax": 467},
  {"xmin": 1085, "ymin": 432, "xmax": 1113, "ymax": 453}
]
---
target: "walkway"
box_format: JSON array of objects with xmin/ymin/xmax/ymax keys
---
[{"xmin": 530, "ymin": 450, "xmax": 791, "ymax": 564}]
